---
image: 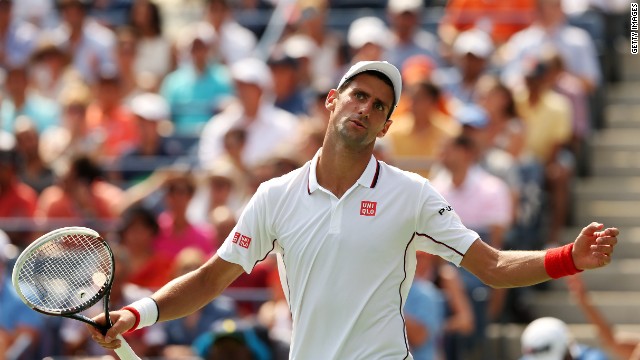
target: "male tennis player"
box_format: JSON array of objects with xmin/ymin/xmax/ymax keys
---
[{"xmin": 89, "ymin": 60, "xmax": 619, "ymax": 360}]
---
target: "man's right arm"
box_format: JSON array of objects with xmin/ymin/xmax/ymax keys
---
[{"xmin": 89, "ymin": 254, "xmax": 244, "ymax": 348}]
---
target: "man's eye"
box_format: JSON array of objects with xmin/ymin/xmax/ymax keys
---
[
  {"xmin": 355, "ymin": 92, "xmax": 365, "ymax": 99},
  {"xmin": 375, "ymin": 103, "xmax": 385, "ymax": 111}
]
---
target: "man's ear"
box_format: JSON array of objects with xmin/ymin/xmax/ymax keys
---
[
  {"xmin": 325, "ymin": 89, "xmax": 338, "ymax": 112},
  {"xmin": 377, "ymin": 119, "xmax": 393, "ymax": 138}
]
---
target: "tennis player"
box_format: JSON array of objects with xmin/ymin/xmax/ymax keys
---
[{"xmin": 89, "ymin": 61, "xmax": 619, "ymax": 360}]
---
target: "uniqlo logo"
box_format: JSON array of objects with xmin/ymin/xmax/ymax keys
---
[
  {"xmin": 232, "ymin": 232, "xmax": 240, "ymax": 243},
  {"xmin": 239, "ymin": 235, "xmax": 252, "ymax": 249},
  {"xmin": 360, "ymin": 201, "xmax": 377, "ymax": 216}
]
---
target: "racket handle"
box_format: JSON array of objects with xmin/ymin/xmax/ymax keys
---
[{"xmin": 114, "ymin": 334, "xmax": 141, "ymax": 360}]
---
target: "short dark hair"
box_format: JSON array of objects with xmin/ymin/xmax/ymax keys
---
[
  {"xmin": 337, "ymin": 70, "xmax": 396, "ymax": 119},
  {"xmin": 120, "ymin": 206, "xmax": 159, "ymax": 236}
]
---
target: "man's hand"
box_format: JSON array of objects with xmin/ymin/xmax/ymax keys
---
[
  {"xmin": 572, "ymin": 222, "xmax": 619, "ymax": 270},
  {"xmin": 86, "ymin": 310, "xmax": 136, "ymax": 350}
]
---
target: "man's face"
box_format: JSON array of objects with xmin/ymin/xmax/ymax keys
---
[{"xmin": 325, "ymin": 73, "xmax": 394, "ymax": 149}]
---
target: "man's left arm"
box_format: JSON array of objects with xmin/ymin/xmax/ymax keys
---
[{"xmin": 460, "ymin": 222, "xmax": 618, "ymax": 288}]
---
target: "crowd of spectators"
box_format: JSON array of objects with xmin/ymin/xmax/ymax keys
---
[{"xmin": 0, "ymin": 0, "xmax": 628, "ymax": 359}]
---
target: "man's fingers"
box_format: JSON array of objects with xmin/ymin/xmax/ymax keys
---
[
  {"xmin": 91, "ymin": 334, "xmax": 121, "ymax": 349},
  {"xmin": 590, "ymin": 244, "xmax": 614, "ymax": 255},
  {"xmin": 595, "ymin": 235, "xmax": 618, "ymax": 247},
  {"xmin": 592, "ymin": 252, "xmax": 611, "ymax": 267},
  {"xmin": 581, "ymin": 222, "xmax": 604, "ymax": 236},
  {"xmin": 595, "ymin": 227, "xmax": 620, "ymax": 238}
]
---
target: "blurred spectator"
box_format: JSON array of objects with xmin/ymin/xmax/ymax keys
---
[
  {"xmin": 433, "ymin": 28, "xmax": 494, "ymax": 106},
  {"xmin": 385, "ymin": 79, "xmax": 459, "ymax": 177},
  {"xmin": 51, "ymin": 0, "xmax": 117, "ymax": 83},
  {"xmin": 392, "ymin": 53, "xmax": 437, "ymax": 117},
  {"xmin": 0, "ymin": 0, "xmax": 39, "ymax": 69},
  {"xmin": 115, "ymin": 92, "xmax": 184, "ymax": 184},
  {"xmin": 268, "ymin": 50, "xmax": 308, "ymax": 116},
  {"xmin": 14, "ymin": 117, "xmax": 55, "ymax": 194},
  {"xmin": 89, "ymin": 0, "xmax": 132, "ymax": 29},
  {"xmin": 192, "ymin": 318, "xmax": 275, "ymax": 360},
  {"xmin": 384, "ymin": 0, "xmax": 441, "ymax": 69},
  {"xmin": 85, "ymin": 68, "xmax": 140, "ymax": 158},
  {"xmin": 60, "ymin": 244, "xmax": 165, "ymax": 357},
  {"xmin": 119, "ymin": 206, "xmax": 173, "ymax": 291},
  {"xmin": 0, "ymin": 229, "xmax": 44, "ymax": 360},
  {"xmin": 514, "ymin": 57, "xmax": 573, "ymax": 246},
  {"xmin": 204, "ymin": 0, "xmax": 257, "ymax": 65},
  {"xmin": 129, "ymin": 0, "xmax": 172, "ymax": 81},
  {"xmin": 36, "ymin": 155, "xmax": 123, "ymax": 221},
  {"xmin": 161, "ymin": 21, "xmax": 234, "ymax": 135},
  {"xmin": 431, "ymin": 134, "xmax": 512, "ymax": 359},
  {"xmin": 158, "ymin": 172, "xmax": 216, "ymax": 258},
  {"xmin": 0, "ymin": 147, "xmax": 38, "ymax": 219},
  {"xmin": 438, "ymin": 0, "xmax": 535, "ymax": 48},
  {"xmin": 519, "ymin": 317, "xmax": 608, "ymax": 360},
  {"xmin": 293, "ymin": 0, "xmax": 344, "ymax": 86},
  {"xmin": 567, "ymin": 274, "xmax": 640, "ymax": 360},
  {"xmin": 39, "ymin": 82, "xmax": 101, "ymax": 169},
  {"xmin": 405, "ymin": 251, "xmax": 446, "ymax": 360},
  {"xmin": 11, "ymin": 0, "xmax": 55, "ymax": 29},
  {"xmin": 198, "ymin": 57, "xmax": 299, "ymax": 171},
  {"xmin": 161, "ymin": 247, "xmax": 238, "ymax": 359},
  {"xmin": 0, "ymin": 65, "xmax": 61, "ymax": 133},
  {"xmin": 28, "ymin": 35, "xmax": 83, "ymax": 102},
  {"xmin": 346, "ymin": 16, "xmax": 389, "ymax": 63},
  {"xmin": 501, "ymin": 0, "xmax": 601, "ymax": 95},
  {"xmin": 114, "ymin": 26, "xmax": 144, "ymax": 103}
]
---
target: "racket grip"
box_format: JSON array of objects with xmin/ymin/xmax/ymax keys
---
[{"xmin": 114, "ymin": 334, "xmax": 141, "ymax": 360}]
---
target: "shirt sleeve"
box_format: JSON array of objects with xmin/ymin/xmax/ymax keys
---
[
  {"xmin": 414, "ymin": 181, "xmax": 479, "ymax": 266},
  {"xmin": 217, "ymin": 183, "xmax": 277, "ymax": 274}
]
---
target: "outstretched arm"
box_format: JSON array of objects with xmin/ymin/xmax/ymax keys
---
[
  {"xmin": 87, "ymin": 254, "xmax": 244, "ymax": 349},
  {"xmin": 460, "ymin": 222, "xmax": 618, "ymax": 289}
]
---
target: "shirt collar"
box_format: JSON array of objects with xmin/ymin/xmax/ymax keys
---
[{"xmin": 307, "ymin": 148, "xmax": 381, "ymax": 195}]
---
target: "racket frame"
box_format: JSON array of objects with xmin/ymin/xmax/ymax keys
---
[{"xmin": 11, "ymin": 226, "xmax": 116, "ymax": 334}]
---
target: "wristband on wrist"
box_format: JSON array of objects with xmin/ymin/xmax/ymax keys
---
[
  {"xmin": 544, "ymin": 243, "xmax": 583, "ymax": 279},
  {"xmin": 121, "ymin": 297, "xmax": 159, "ymax": 333}
]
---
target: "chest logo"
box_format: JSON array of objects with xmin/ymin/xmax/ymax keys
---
[{"xmin": 360, "ymin": 201, "xmax": 377, "ymax": 216}]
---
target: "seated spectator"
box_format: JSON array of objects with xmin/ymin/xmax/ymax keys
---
[
  {"xmin": 85, "ymin": 68, "xmax": 140, "ymax": 159},
  {"xmin": 204, "ymin": 0, "xmax": 257, "ymax": 65},
  {"xmin": 192, "ymin": 318, "xmax": 275, "ymax": 360},
  {"xmin": 346, "ymin": 16, "xmax": 390, "ymax": 64},
  {"xmin": 198, "ymin": 58, "xmax": 299, "ymax": 171},
  {"xmin": 51, "ymin": 0, "xmax": 117, "ymax": 84},
  {"xmin": 268, "ymin": 51, "xmax": 309, "ymax": 116},
  {"xmin": 114, "ymin": 92, "xmax": 186, "ymax": 185},
  {"xmin": 161, "ymin": 247, "xmax": 237, "ymax": 359},
  {"xmin": 14, "ymin": 117, "xmax": 55, "ymax": 194},
  {"xmin": 113, "ymin": 26, "xmax": 144, "ymax": 104},
  {"xmin": 0, "ymin": 229, "xmax": 44, "ymax": 360},
  {"xmin": 161, "ymin": 21, "xmax": 234, "ymax": 135},
  {"xmin": 36, "ymin": 155, "xmax": 123, "ymax": 222},
  {"xmin": 119, "ymin": 206, "xmax": 173, "ymax": 291},
  {"xmin": 28, "ymin": 35, "xmax": 83, "ymax": 102},
  {"xmin": 0, "ymin": 65, "xmax": 61, "ymax": 133},
  {"xmin": 0, "ymin": 0, "xmax": 39, "ymax": 69},
  {"xmin": 520, "ymin": 317, "xmax": 608, "ymax": 360},
  {"xmin": 405, "ymin": 252, "xmax": 446, "ymax": 360},
  {"xmin": 0, "ymin": 147, "xmax": 37, "ymax": 219},
  {"xmin": 385, "ymin": 0, "xmax": 441, "ymax": 69},
  {"xmin": 385, "ymin": 79, "xmax": 460, "ymax": 178},
  {"xmin": 129, "ymin": 0, "xmax": 172, "ymax": 81}
]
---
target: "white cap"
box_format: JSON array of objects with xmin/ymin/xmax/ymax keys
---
[
  {"xmin": 338, "ymin": 60, "xmax": 402, "ymax": 109},
  {"xmin": 130, "ymin": 93, "xmax": 170, "ymax": 121},
  {"xmin": 452, "ymin": 28, "xmax": 494, "ymax": 59},
  {"xmin": 282, "ymin": 34, "xmax": 318, "ymax": 59},
  {"xmin": 177, "ymin": 21, "xmax": 216, "ymax": 52},
  {"xmin": 387, "ymin": 0, "xmax": 423, "ymax": 13},
  {"xmin": 521, "ymin": 317, "xmax": 579, "ymax": 360},
  {"xmin": 347, "ymin": 16, "xmax": 390, "ymax": 49},
  {"xmin": 230, "ymin": 57, "xmax": 273, "ymax": 90}
]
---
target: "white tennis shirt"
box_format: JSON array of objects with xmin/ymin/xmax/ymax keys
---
[{"xmin": 218, "ymin": 150, "xmax": 479, "ymax": 360}]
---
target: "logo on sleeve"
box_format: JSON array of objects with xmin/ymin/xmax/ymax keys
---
[
  {"xmin": 360, "ymin": 201, "xmax": 377, "ymax": 216},
  {"xmin": 239, "ymin": 235, "xmax": 252, "ymax": 249},
  {"xmin": 232, "ymin": 232, "xmax": 251, "ymax": 249}
]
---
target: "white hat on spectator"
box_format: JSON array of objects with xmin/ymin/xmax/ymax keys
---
[
  {"xmin": 387, "ymin": 0, "xmax": 423, "ymax": 13},
  {"xmin": 130, "ymin": 93, "xmax": 170, "ymax": 121},
  {"xmin": 521, "ymin": 317, "xmax": 580, "ymax": 360},
  {"xmin": 230, "ymin": 57, "xmax": 273, "ymax": 90},
  {"xmin": 178, "ymin": 21, "xmax": 216, "ymax": 52},
  {"xmin": 282, "ymin": 34, "xmax": 318, "ymax": 59},
  {"xmin": 452, "ymin": 28, "xmax": 494, "ymax": 59},
  {"xmin": 348, "ymin": 16, "xmax": 390, "ymax": 49}
]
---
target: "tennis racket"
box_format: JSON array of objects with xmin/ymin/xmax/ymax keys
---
[{"xmin": 11, "ymin": 226, "xmax": 140, "ymax": 360}]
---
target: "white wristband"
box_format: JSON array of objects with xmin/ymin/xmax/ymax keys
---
[{"xmin": 125, "ymin": 297, "xmax": 159, "ymax": 331}]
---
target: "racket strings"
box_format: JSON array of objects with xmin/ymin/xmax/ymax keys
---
[{"xmin": 17, "ymin": 233, "xmax": 113, "ymax": 313}]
